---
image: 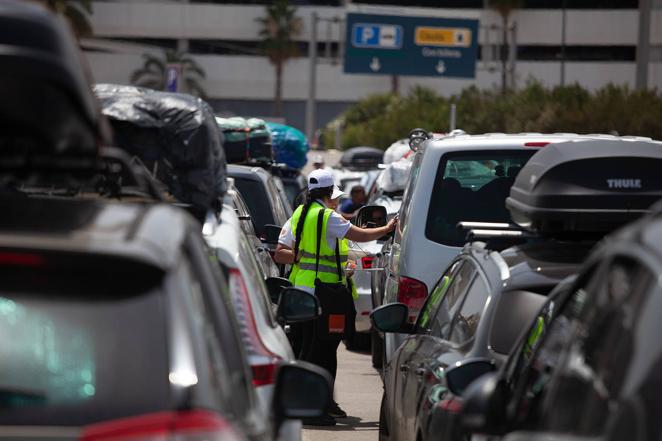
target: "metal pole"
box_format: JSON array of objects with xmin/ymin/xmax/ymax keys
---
[
  {"xmin": 509, "ymin": 22, "xmax": 517, "ymax": 89},
  {"xmin": 306, "ymin": 12, "xmax": 318, "ymax": 144},
  {"xmin": 636, "ymin": 0, "xmax": 652, "ymax": 89},
  {"xmin": 449, "ymin": 104, "xmax": 457, "ymax": 131},
  {"xmin": 335, "ymin": 120, "xmax": 342, "ymax": 150},
  {"xmin": 560, "ymin": 0, "xmax": 567, "ymax": 87}
]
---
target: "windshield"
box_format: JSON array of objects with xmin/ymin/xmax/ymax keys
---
[
  {"xmin": 0, "ymin": 258, "xmax": 169, "ymax": 426},
  {"xmin": 425, "ymin": 150, "xmax": 536, "ymax": 247}
]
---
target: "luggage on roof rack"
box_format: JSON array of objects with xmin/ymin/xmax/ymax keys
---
[
  {"xmin": 266, "ymin": 122, "xmax": 309, "ymax": 170},
  {"xmin": 94, "ymin": 84, "xmax": 228, "ymax": 221},
  {"xmin": 507, "ymin": 139, "xmax": 662, "ymax": 235}
]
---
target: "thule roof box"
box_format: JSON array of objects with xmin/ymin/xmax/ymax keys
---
[{"xmin": 506, "ymin": 139, "xmax": 662, "ymax": 235}]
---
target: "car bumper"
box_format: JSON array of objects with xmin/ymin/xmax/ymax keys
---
[{"xmin": 354, "ymin": 288, "xmax": 373, "ymax": 333}]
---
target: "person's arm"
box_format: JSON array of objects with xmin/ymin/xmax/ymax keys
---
[
  {"xmin": 344, "ymin": 218, "xmax": 397, "ymax": 242},
  {"xmin": 274, "ymin": 244, "xmax": 296, "ymax": 264}
]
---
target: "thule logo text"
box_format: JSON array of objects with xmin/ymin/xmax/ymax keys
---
[{"xmin": 607, "ymin": 179, "xmax": 642, "ymax": 189}]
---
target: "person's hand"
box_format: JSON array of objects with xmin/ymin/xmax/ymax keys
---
[
  {"xmin": 386, "ymin": 217, "xmax": 398, "ymax": 233},
  {"xmin": 346, "ymin": 260, "xmax": 357, "ymax": 277}
]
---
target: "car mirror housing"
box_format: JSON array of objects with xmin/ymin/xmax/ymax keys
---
[
  {"xmin": 444, "ymin": 358, "xmax": 497, "ymax": 396},
  {"xmin": 460, "ymin": 371, "xmax": 508, "ymax": 435},
  {"xmin": 353, "ymin": 205, "xmax": 388, "ymax": 228},
  {"xmin": 265, "ymin": 276, "xmax": 292, "ymax": 304},
  {"xmin": 277, "ymin": 288, "xmax": 320, "ymax": 324},
  {"xmin": 370, "ymin": 303, "xmax": 412, "ymax": 333},
  {"xmin": 263, "ymin": 224, "xmax": 282, "ymax": 245},
  {"xmin": 272, "ymin": 361, "xmax": 332, "ymax": 432}
]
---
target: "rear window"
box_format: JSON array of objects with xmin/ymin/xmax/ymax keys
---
[
  {"xmin": 233, "ymin": 177, "xmax": 275, "ymax": 237},
  {"xmin": 0, "ymin": 254, "xmax": 169, "ymax": 426},
  {"xmin": 426, "ymin": 151, "xmax": 535, "ymax": 247}
]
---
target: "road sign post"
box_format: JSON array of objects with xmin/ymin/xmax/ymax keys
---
[
  {"xmin": 165, "ymin": 63, "xmax": 182, "ymax": 92},
  {"xmin": 344, "ymin": 13, "xmax": 479, "ymax": 78}
]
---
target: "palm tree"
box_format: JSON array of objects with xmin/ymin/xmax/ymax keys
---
[
  {"xmin": 130, "ymin": 50, "xmax": 206, "ymax": 97},
  {"xmin": 488, "ymin": 0, "xmax": 523, "ymax": 92},
  {"xmin": 257, "ymin": 0, "xmax": 303, "ymax": 116},
  {"xmin": 40, "ymin": 0, "xmax": 93, "ymax": 38}
]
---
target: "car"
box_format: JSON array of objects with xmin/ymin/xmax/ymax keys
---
[
  {"xmin": 376, "ymin": 131, "xmax": 649, "ymax": 368},
  {"xmin": 371, "ymin": 239, "xmax": 592, "ymax": 441},
  {"xmin": 0, "ymin": 194, "xmax": 330, "ymax": 441},
  {"xmin": 225, "ymin": 178, "xmax": 281, "ymax": 279},
  {"xmin": 204, "ymin": 198, "xmax": 314, "ymax": 441},
  {"xmin": 228, "ymin": 165, "xmax": 292, "ymax": 240},
  {"xmin": 339, "ymin": 146, "xmax": 384, "ymax": 170},
  {"xmin": 272, "ymin": 165, "xmax": 307, "ymax": 208}
]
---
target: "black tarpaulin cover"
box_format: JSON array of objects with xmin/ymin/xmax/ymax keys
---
[{"xmin": 94, "ymin": 84, "xmax": 227, "ymax": 218}]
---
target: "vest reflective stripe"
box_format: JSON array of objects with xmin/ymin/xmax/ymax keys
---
[{"xmin": 289, "ymin": 202, "xmax": 347, "ymax": 288}]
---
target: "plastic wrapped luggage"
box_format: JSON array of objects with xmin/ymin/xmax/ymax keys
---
[
  {"xmin": 266, "ymin": 122, "xmax": 309, "ymax": 170},
  {"xmin": 217, "ymin": 117, "xmax": 250, "ymax": 164},
  {"xmin": 507, "ymin": 139, "xmax": 662, "ymax": 235},
  {"xmin": 95, "ymin": 84, "xmax": 227, "ymax": 220},
  {"xmin": 246, "ymin": 118, "xmax": 273, "ymax": 162}
]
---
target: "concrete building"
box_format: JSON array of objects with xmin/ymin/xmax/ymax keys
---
[{"xmin": 83, "ymin": 0, "xmax": 662, "ymax": 136}]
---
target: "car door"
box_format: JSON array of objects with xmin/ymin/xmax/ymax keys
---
[
  {"xmin": 542, "ymin": 255, "xmax": 654, "ymax": 438},
  {"xmin": 397, "ymin": 259, "xmax": 477, "ymax": 440}
]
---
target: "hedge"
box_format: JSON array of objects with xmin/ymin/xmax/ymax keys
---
[{"xmin": 322, "ymin": 82, "xmax": 662, "ymax": 150}]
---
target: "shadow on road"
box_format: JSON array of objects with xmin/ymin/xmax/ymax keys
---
[{"xmin": 304, "ymin": 416, "xmax": 379, "ymax": 431}]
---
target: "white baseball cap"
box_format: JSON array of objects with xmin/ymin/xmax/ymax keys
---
[{"xmin": 308, "ymin": 169, "xmax": 345, "ymax": 199}]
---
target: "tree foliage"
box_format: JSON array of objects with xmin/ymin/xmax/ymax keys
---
[
  {"xmin": 40, "ymin": 0, "xmax": 93, "ymax": 38},
  {"xmin": 322, "ymin": 83, "xmax": 662, "ymax": 149},
  {"xmin": 256, "ymin": 0, "xmax": 303, "ymax": 116},
  {"xmin": 130, "ymin": 50, "xmax": 206, "ymax": 97}
]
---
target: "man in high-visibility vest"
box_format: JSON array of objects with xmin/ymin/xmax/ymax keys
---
[{"xmin": 275, "ymin": 169, "xmax": 397, "ymax": 426}]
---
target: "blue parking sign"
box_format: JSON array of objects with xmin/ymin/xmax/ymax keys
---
[{"xmin": 352, "ymin": 24, "xmax": 403, "ymax": 49}]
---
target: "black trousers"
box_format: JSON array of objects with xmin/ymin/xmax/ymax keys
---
[{"xmin": 305, "ymin": 336, "xmax": 341, "ymax": 382}]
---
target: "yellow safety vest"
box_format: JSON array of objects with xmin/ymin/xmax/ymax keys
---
[{"xmin": 289, "ymin": 202, "xmax": 354, "ymax": 299}]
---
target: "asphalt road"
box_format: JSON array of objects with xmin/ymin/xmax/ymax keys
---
[{"xmin": 302, "ymin": 345, "xmax": 382, "ymax": 441}]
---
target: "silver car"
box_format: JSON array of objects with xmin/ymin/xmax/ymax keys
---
[{"xmin": 378, "ymin": 132, "xmax": 618, "ymax": 369}]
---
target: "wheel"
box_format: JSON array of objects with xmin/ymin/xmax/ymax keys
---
[
  {"xmin": 379, "ymin": 393, "xmax": 391, "ymax": 441},
  {"xmin": 371, "ymin": 328, "xmax": 384, "ymax": 369}
]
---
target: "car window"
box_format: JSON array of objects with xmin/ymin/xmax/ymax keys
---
[
  {"xmin": 0, "ymin": 259, "xmax": 168, "ymax": 426},
  {"xmin": 232, "ymin": 191, "xmax": 258, "ymax": 238},
  {"xmin": 448, "ymin": 275, "xmax": 490, "ymax": 345},
  {"xmin": 238, "ymin": 229, "xmax": 278, "ymax": 327},
  {"xmin": 425, "ymin": 150, "xmax": 535, "ymax": 247},
  {"xmin": 269, "ymin": 175, "xmax": 292, "ymax": 221},
  {"xmin": 429, "ymin": 261, "xmax": 477, "ymax": 339},
  {"xmin": 544, "ymin": 257, "xmax": 653, "ymax": 435},
  {"xmin": 418, "ymin": 260, "xmax": 463, "ymax": 332},
  {"xmin": 398, "ymin": 151, "xmax": 423, "ymax": 234},
  {"xmin": 508, "ymin": 265, "xmax": 597, "ymax": 429},
  {"xmin": 233, "ymin": 177, "xmax": 275, "ymax": 237}
]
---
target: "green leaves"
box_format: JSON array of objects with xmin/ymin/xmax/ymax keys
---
[
  {"xmin": 323, "ymin": 82, "xmax": 662, "ymax": 149},
  {"xmin": 41, "ymin": 0, "xmax": 93, "ymax": 38}
]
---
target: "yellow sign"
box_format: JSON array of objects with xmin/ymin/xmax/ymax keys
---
[{"xmin": 415, "ymin": 27, "xmax": 472, "ymax": 47}]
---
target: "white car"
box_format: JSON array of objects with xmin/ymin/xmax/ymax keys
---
[{"xmin": 204, "ymin": 204, "xmax": 301, "ymax": 441}]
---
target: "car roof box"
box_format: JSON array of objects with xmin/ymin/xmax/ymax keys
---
[
  {"xmin": 506, "ymin": 139, "xmax": 662, "ymax": 235},
  {"xmin": 0, "ymin": 1, "xmax": 106, "ymax": 162}
]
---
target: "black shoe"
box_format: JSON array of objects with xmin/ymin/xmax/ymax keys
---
[
  {"xmin": 303, "ymin": 414, "xmax": 336, "ymax": 426},
  {"xmin": 328, "ymin": 401, "xmax": 348, "ymax": 418}
]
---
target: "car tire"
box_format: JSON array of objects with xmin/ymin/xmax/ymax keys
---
[
  {"xmin": 371, "ymin": 328, "xmax": 384, "ymax": 369},
  {"xmin": 379, "ymin": 393, "xmax": 391, "ymax": 441}
]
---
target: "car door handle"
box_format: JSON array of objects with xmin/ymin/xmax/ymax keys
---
[
  {"xmin": 399, "ymin": 364, "xmax": 409, "ymax": 373},
  {"xmin": 415, "ymin": 368, "xmax": 427, "ymax": 377}
]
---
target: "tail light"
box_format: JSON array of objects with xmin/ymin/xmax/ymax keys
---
[
  {"xmin": 81, "ymin": 410, "xmax": 243, "ymax": 441},
  {"xmin": 436, "ymin": 398, "xmax": 463, "ymax": 414},
  {"xmin": 361, "ymin": 256, "xmax": 374, "ymax": 269},
  {"xmin": 397, "ymin": 276, "xmax": 428, "ymax": 323},
  {"xmin": 228, "ymin": 269, "xmax": 281, "ymax": 387},
  {"xmin": 524, "ymin": 141, "xmax": 550, "ymax": 147},
  {"xmin": 0, "ymin": 252, "xmax": 45, "ymax": 266}
]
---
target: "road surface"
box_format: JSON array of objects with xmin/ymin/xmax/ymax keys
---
[{"xmin": 303, "ymin": 345, "xmax": 382, "ymax": 441}]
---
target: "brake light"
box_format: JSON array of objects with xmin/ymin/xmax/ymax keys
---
[
  {"xmin": 361, "ymin": 256, "xmax": 374, "ymax": 269},
  {"xmin": 524, "ymin": 141, "xmax": 550, "ymax": 147},
  {"xmin": 0, "ymin": 252, "xmax": 45, "ymax": 266},
  {"xmin": 228, "ymin": 269, "xmax": 281, "ymax": 387},
  {"xmin": 437, "ymin": 398, "xmax": 463, "ymax": 414},
  {"xmin": 80, "ymin": 410, "xmax": 242, "ymax": 441},
  {"xmin": 397, "ymin": 276, "xmax": 428, "ymax": 323}
]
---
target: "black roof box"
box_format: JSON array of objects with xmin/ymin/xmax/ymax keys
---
[
  {"xmin": 0, "ymin": 1, "xmax": 106, "ymax": 160},
  {"xmin": 340, "ymin": 146, "xmax": 383, "ymax": 169},
  {"xmin": 506, "ymin": 139, "xmax": 662, "ymax": 235}
]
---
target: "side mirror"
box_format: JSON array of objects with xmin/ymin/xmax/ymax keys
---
[
  {"xmin": 370, "ymin": 303, "xmax": 412, "ymax": 333},
  {"xmin": 445, "ymin": 358, "xmax": 497, "ymax": 396},
  {"xmin": 460, "ymin": 372, "xmax": 508, "ymax": 435},
  {"xmin": 266, "ymin": 277, "xmax": 292, "ymax": 304},
  {"xmin": 273, "ymin": 361, "xmax": 332, "ymax": 433},
  {"xmin": 408, "ymin": 128, "xmax": 430, "ymax": 152},
  {"xmin": 277, "ymin": 288, "xmax": 320, "ymax": 324},
  {"xmin": 354, "ymin": 205, "xmax": 388, "ymax": 228},
  {"xmin": 263, "ymin": 224, "xmax": 282, "ymax": 245}
]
